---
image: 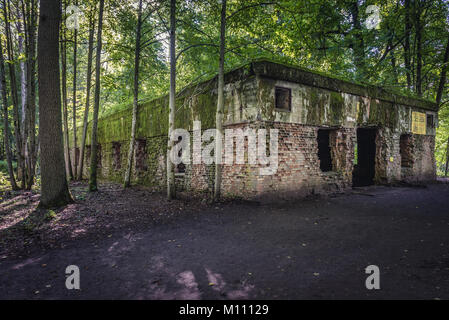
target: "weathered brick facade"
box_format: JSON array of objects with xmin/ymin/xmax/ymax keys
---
[{"xmin": 71, "ymin": 60, "xmax": 438, "ymax": 200}]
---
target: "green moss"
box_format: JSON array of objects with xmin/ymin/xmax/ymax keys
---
[
  {"xmin": 258, "ymin": 79, "xmax": 275, "ymax": 121},
  {"xmin": 307, "ymin": 88, "xmax": 323, "ymax": 125},
  {"xmin": 329, "ymin": 92, "xmax": 344, "ymax": 124},
  {"xmin": 251, "ymin": 58, "xmax": 437, "ymax": 110}
]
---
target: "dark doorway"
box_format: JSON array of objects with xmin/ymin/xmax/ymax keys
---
[
  {"xmin": 317, "ymin": 129, "xmax": 333, "ymax": 172},
  {"xmin": 353, "ymin": 128, "xmax": 377, "ymax": 187}
]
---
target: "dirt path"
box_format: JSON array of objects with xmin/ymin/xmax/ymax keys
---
[{"xmin": 1, "ymin": 183, "xmax": 449, "ymax": 299}]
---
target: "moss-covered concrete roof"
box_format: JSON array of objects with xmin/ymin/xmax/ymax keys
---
[
  {"xmin": 248, "ymin": 59, "xmax": 438, "ymax": 111},
  {"xmin": 96, "ymin": 59, "xmax": 438, "ymax": 126}
]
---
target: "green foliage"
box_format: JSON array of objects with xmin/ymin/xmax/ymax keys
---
[
  {"xmin": 0, "ymin": 160, "xmax": 17, "ymax": 175},
  {"xmin": 44, "ymin": 210, "xmax": 57, "ymax": 221},
  {"xmin": 0, "ymin": 171, "xmax": 11, "ymax": 193},
  {"xmin": 2, "ymin": 0, "xmax": 449, "ymax": 177}
]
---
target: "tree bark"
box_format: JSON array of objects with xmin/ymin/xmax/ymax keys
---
[
  {"xmin": 61, "ymin": 0, "xmax": 74, "ymax": 180},
  {"xmin": 415, "ymin": 9, "xmax": 423, "ymax": 96},
  {"xmin": 38, "ymin": 0, "xmax": 73, "ymax": 208},
  {"xmin": 167, "ymin": 0, "xmax": 176, "ymax": 200},
  {"xmin": 349, "ymin": 1, "xmax": 365, "ymax": 80},
  {"xmin": 404, "ymin": 0, "xmax": 412, "ymax": 90},
  {"xmin": 388, "ymin": 38, "xmax": 398, "ymax": 85},
  {"xmin": 17, "ymin": 12, "xmax": 28, "ymax": 176},
  {"xmin": 89, "ymin": 0, "xmax": 105, "ymax": 192},
  {"xmin": 445, "ymin": 137, "xmax": 449, "ymax": 177},
  {"xmin": 214, "ymin": 0, "xmax": 226, "ymax": 202},
  {"xmin": 3, "ymin": 0, "xmax": 24, "ymax": 189},
  {"xmin": 25, "ymin": 0, "xmax": 38, "ymax": 189},
  {"xmin": 78, "ymin": 11, "xmax": 95, "ymax": 179},
  {"xmin": 72, "ymin": 0, "xmax": 78, "ymax": 178},
  {"xmin": 436, "ymin": 35, "xmax": 449, "ymax": 107},
  {"xmin": 0, "ymin": 35, "xmax": 18, "ymax": 190},
  {"xmin": 124, "ymin": 0, "xmax": 143, "ymax": 188}
]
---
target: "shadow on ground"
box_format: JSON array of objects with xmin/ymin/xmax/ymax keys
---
[{"xmin": 1, "ymin": 182, "xmax": 449, "ymax": 299}]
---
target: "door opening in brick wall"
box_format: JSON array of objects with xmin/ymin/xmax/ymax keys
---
[
  {"xmin": 400, "ymin": 134, "xmax": 413, "ymax": 168},
  {"xmin": 175, "ymin": 137, "xmax": 186, "ymax": 174},
  {"xmin": 317, "ymin": 129, "xmax": 333, "ymax": 172},
  {"xmin": 353, "ymin": 128, "xmax": 377, "ymax": 187}
]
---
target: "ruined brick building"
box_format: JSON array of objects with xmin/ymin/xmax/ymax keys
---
[{"xmin": 73, "ymin": 60, "xmax": 438, "ymax": 200}]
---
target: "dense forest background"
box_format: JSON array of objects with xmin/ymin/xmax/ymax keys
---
[{"xmin": 1, "ymin": 0, "xmax": 449, "ymax": 203}]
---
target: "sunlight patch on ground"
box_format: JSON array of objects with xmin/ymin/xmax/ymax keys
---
[{"xmin": 0, "ymin": 195, "xmax": 37, "ymax": 231}]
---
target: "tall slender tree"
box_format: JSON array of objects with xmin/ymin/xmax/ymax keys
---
[
  {"xmin": 3, "ymin": 0, "xmax": 24, "ymax": 188},
  {"xmin": 436, "ymin": 35, "xmax": 449, "ymax": 107},
  {"xmin": 124, "ymin": 0, "xmax": 143, "ymax": 188},
  {"xmin": 25, "ymin": 0, "xmax": 38, "ymax": 189},
  {"xmin": 72, "ymin": 0, "xmax": 78, "ymax": 177},
  {"xmin": 38, "ymin": 0, "xmax": 73, "ymax": 208},
  {"xmin": 89, "ymin": 0, "xmax": 105, "ymax": 192},
  {"xmin": 414, "ymin": 3, "xmax": 423, "ymax": 96},
  {"xmin": 61, "ymin": 0, "xmax": 74, "ymax": 180},
  {"xmin": 167, "ymin": 0, "xmax": 176, "ymax": 200},
  {"xmin": 78, "ymin": 7, "xmax": 96, "ymax": 180},
  {"xmin": 0, "ymin": 35, "xmax": 18, "ymax": 190},
  {"xmin": 17, "ymin": 8, "xmax": 27, "ymax": 175},
  {"xmin": 404, "ymin": 0, "xmax": 412, "ymax": 90},
  {"xmin": 214, "ymin": 0, "xmax": 226, "ymax": 202}
]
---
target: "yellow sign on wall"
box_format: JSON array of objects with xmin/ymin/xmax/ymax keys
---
[{"xmin": 411, "ymin": 112, "xmax": 426, "ymax": 135}]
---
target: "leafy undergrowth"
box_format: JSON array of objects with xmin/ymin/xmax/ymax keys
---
[
  {"xmin": 0, "ymin": 172, "xmax": 12, "ymax": 199},
  {"xmin": 0, "ymin": 181, "xmax": 211, "ymax": 258}
]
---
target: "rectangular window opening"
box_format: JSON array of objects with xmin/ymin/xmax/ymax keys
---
[
  {"xmin": 426, "ymin": 114, "xmax": 434, "ymax": 129},
  {"xmin": 275, "ymin": 86, "xmax": 291, "ymax": 111},
  {"xmin": 317, "ymin": 129, "xmax": 333, "ymax": 172}
]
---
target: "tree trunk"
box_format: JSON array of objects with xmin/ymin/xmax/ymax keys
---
[
  {"xmin": 17, "ymin": 15, "xmax": 28, "ymax": 177},
  {"xmin": 38, "ymin": 0, "xmax": 73, "ymax": 208},
  {"xmin": 404, "ymin": 0, "xmax": 412, "ymax": 90},
  {"xmin": 89, "ymin": 0, "xmax": 105, "ymax": 192},
  {"xmin": 72, "ymin": 0, "xmax": 78, "ymax": 178},
  {"xmin": 61, "ymin": 0, "xmax": 74, "ymax": 180},
  {"xmin": 3, "ymin": 0, "xmax": 24, "ymax": 189},
  {"xmin": 124, "ymin": 0, "xmax": 143, "ymax": 188},
  {"xmin": 25, "ymin": 0, "xmax": 38, "ymax": 189},
  {"xmin": 445, "ymin": 137, "xmax": 449, "ymax": 177},
  {"xmin": 214, "ymin": 0, "xmax": 226, "ymax": 202},
  {"xmin": 436, "ymin": 35, "xmax": 449, "ymax": 107},
  {"xmin": 349, "ymin": 1, "xmax": 365, "ymax": 80},
  {"xmin": 389, "ymin": 38, "xmax": 398, "ymax": 85},
  {"xmin": 415, "ymin": 14, "xmax": 423, "ymax": 96},
  {"xmin": 78, "ymin": 12, "xmax": 95, "ymax": 180},
  {"xmin": 0, "ymin": 35, "xmax": 18, "ymax": 190},
  {"xmin": 167, "ymin": 0, "xmax": 176, "ymax": 200}
]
